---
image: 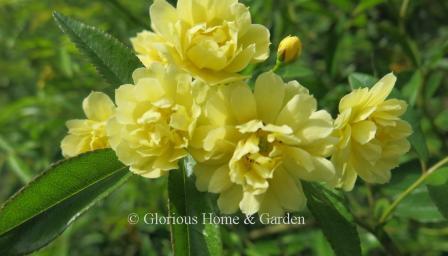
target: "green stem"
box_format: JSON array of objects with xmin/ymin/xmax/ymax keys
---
[
  {"xmin": 399, "ymin": 0, "xmax": 410, "ymax": 19},
  {"xmin": 355, "ymin": 218, "xmax": 401, "ymax": 256},
  {"xmin": 271, "ymin": 58, "xmax": 282, "ymax": 73},
  {"xmin": 379, "ymin": 156, "xmax": 448, "ymax": 224}
]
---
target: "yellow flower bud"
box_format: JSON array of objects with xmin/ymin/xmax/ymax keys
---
[{"xmin": 277, "ymin": 36, "xmax": 302, "ymax": 63}]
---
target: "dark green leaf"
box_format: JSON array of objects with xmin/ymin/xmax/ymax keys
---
[
  {"xmin": 427, "ymin": 167, "xmax": 448, "ymax": 219},
  {"xmin": 168, "ymin": 156, "xmax": 223, "ymax": 256},
  {"xmin": 382, "ymin": 160, "xmax": 420, "ymax": 196},
  {"xmin": 403, "ymin": 108, "xmax": 429, "ymax": 162},
  {"xmin": 53, "ymin": 12, "xmax": 141, "ymax": 86},
  {"xmin": 353, "ymin": 0, "xmax": 385, "ymax": 15},
  {"xmin": 0, "ymin": 149, "xmax": 131, "ymax": 255},
  {"xmin": 302, "ymin": 182, "xmax": 361, "ymax": 256}
]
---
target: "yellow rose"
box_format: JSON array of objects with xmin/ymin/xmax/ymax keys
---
[
  {"xmin": 61, "ymin": 92, "xmax": 115, "ymax": 157},
  {"xmin": 106, "ymin": 64, "xmax": 201, "ymax": 178},
  {"xmin": 131, "ymin": 0, "xmax": 270, "ymax": 85},
  {"xmin": 190, "ymin": 71, "xmax": 337, "ymax": 216},
  {"xmin": 331, "ymin": 73, "xmax": 413, "ymax": 191}
]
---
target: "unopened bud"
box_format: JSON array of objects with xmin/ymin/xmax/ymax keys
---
[{"xmin": 277, "ymin": 36, "xmax": 302, "ymax": 63}]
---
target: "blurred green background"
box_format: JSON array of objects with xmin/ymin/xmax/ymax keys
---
[{"xmin": 0, "ymin": 0, "xmax": 447, "ymax": 255}]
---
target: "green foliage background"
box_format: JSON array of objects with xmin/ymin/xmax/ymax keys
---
[{"xmin": 0, "ymin": 0, "xmax": 447, "ymax": 255}]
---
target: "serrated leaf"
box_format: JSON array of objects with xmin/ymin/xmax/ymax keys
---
[
  {"xmin": 0, "ymin": 149, "xmax": 131, "ymax": 255},
  {"xmin": 53, "ymin": 12, "xmax": 141, "ymax": 87},
  {"xmin": 168, "ymin": 156, "xmax": 223, "ymax": 256},
  {"xmin": 302, "ymin": 182, "xmax": 361, "ymax": 256}
]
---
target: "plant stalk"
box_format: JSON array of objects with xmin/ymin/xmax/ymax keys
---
[
  {"xmin": 379, "ymin": 156, "xmax": 448, "ymax": 224},
  {"xmin": 271, "ymin": 58, "xmax": 282, "ymax": 73}
]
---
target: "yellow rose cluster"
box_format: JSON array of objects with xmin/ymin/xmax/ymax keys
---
[{"xmin": 61, "ymin": 0, "xmax": 412, "ymax": 216}]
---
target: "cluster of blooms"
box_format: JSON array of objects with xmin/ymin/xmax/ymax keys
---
[{"xmin": 61, "ymin": 0, "xmax": 412, "ymax": 216}]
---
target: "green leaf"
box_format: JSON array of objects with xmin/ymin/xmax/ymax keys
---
[
  {"xmin": 427, "ymin": 167, "xmax": 448, "ymax": 219},
  {"xmin": 348, "ymin": 73, "xmax": 377, "ymax": 89},
  {"xmin": 395, "ymin": 186, "xmax": 444, "ymax": 222},
  {"xmin": 168, "ymin": 156, "xmax": 223, "ymax": 256},
  {"xmin": 325, "ymin": 23, "xmax": 344, "ymax": 78},
  {"xmin": 426, "ymin": 167, "xmax": 448, "ymax": 186},
  {"xmin": 279, "ymin": 63, "xmax": 314, "ymax": 79},
  {"xmin": 402, "ymin": 71, "xmax": 423, "ymax": 107},
  {"xmin": 329, "ymin": 0, "xmax": 353, "ymax": 12},
  {"xmin": 353, "ymin": 0, "xmax": 385, "ymax": 15},
  {"xmin": 403, "ymin": 108, "xmax": 429, "ymax": 162},
  {"xmin": 302, "ymin": 182, "xmax": 361, "ymax": 256},
  {"xmin": 0, "ymin": 149, "xmax": 131, "ymax": 255},
  {"xmin": 425, "ymin": 71, "xmax": 443, "ymax": 100},
  {"xmin": 435, "ymin": 112, "xmax": 448, "ymax": 132},
  {"xmin": 53, "ymin": 12, "xmax": 141, "ymax": 86},
  {"xmin": 0, "ymin": 136, "xmax": 32, "ymax": 183},
  {"xmin": 382, "ymin": 160, "xmax": 420, "ymax": 196},
  {"xmin": 383, "ymin": 162, "xmax": 444, "ymax": 222}
]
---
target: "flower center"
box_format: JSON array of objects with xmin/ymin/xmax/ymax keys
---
[
  {"xmin": 257, "ymin": 132, "xmax": 273, "ymax": 155},
  {"xmin": 185, "ymin": 22, "xmax": 236, "ymax": 71},
  {"xmin": 227, "ymin": 120, "xmax": 294, "ymax": 192},
  {"xmin": 135, "ymin": 105, "xmax": 188, "ymax": 148}
]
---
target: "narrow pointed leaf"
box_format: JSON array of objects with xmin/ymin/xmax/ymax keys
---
[
  {"xmin": 168, "ymin": 157, "xmax": 223, "ymax": 256},
  {"xmin": 53, "ymin": 12, "xmax": 141, "ymax": 86},
  {"xmin": 302, "ymin": 182, "xmax": 361, "ymax": 256},
  {"xmin": 0, "ymin": 149, "xmax": 131, "ymax": 255}
]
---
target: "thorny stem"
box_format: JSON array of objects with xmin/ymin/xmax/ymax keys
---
[{"xmin": 379, "ymin": 156, "xmax": 448, "ymax": 224}]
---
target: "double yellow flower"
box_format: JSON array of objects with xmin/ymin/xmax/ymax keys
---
[
  {"xmin": 61, "ymin": 0, "xmax": 412, "ymax": 216},
  {"xmin": 190, "ymin": 72, "xmax": 336, "ymax": 215},
  {"xmin": 331, "ymin": 73, "xmax": 412, "ymax": 190},
  {"xmin": 131, "ymin": 0, "xmax": 270, "ymax": 85}
]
